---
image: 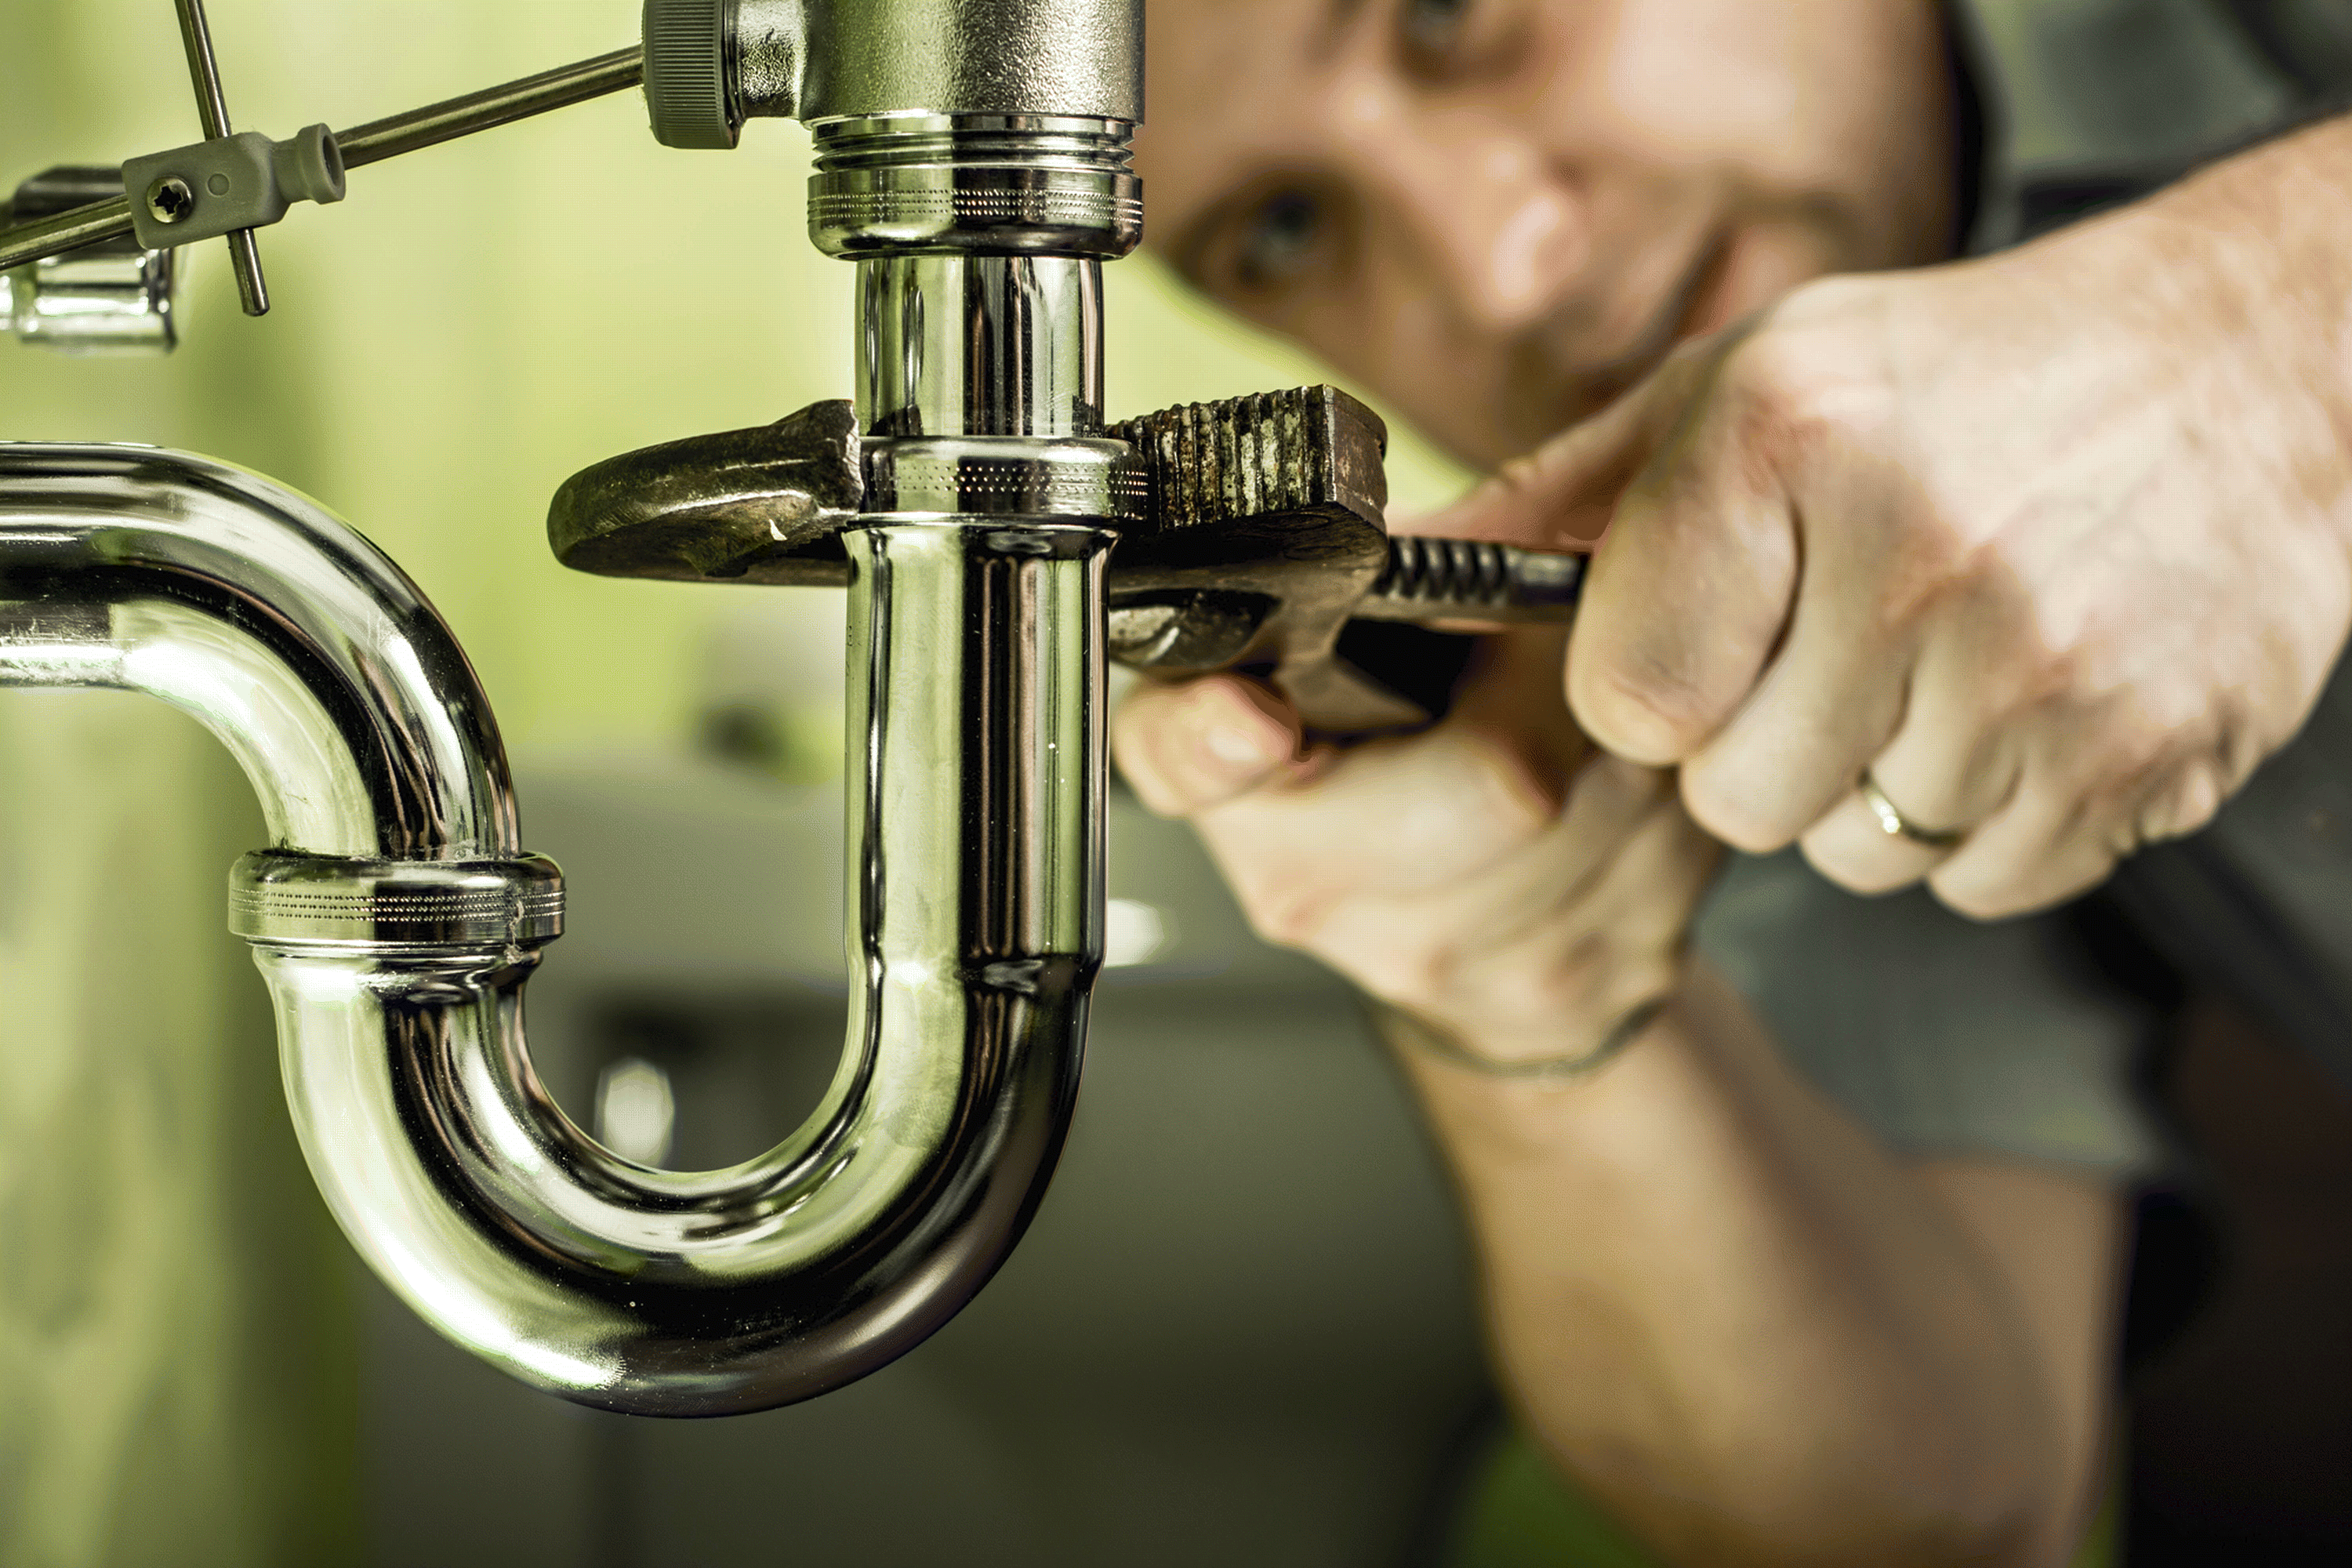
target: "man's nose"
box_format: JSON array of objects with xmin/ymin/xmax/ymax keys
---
[{"xmin": 1337, "ymin": 82, "xmax": 1585, "ymax": 336}]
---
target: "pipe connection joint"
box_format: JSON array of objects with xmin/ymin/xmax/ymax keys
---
[
  {"xmin": 642, "ymin": 0, "xmax": 1143, "ymax": 147},
  {"xmin": 230, "ymin": 852, "xmax": 565, "ymax": 950},
  {"xmin": 644, "ymin": 0, "xmax": 1144, "ymax": 257}
]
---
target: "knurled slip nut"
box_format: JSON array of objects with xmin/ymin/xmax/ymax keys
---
[
  {"xmin": 868, "ymin": 481, "xmax": 1149, "ymax": 524},
  {"xmin": 229, "ymin": 851, "xmax": 566, "ymax": 948},
  {"xmin": 807, "ymin": 176, "xmax": 1145, "ymax": 258}
]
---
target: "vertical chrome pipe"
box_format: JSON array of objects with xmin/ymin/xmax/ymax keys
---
[
  {"xmin": 858, "ymin": 255, "xmax": 1106, "ymax": 437},
  {"xmin": 846, "ymin": 523, "xmax": 1105, "ymax": 1018}
]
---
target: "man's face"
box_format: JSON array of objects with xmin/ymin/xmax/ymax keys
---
[{"xmin": 1142, "ymin": 0, "xmax": 1958, "ymax": 467}]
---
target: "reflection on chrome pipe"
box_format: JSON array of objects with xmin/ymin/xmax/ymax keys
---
[
  {"xmin": 0, "ymin": 445, "xmax": 512, "ymax": 858},
  {"xmin": 0, "ymin": 444, "xmax": 1108, "ymax": 1414},
  {"xmin": 858, "ymin": 252, "xmax": 1105, "ymax": 437}
]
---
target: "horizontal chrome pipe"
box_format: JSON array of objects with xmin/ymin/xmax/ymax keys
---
[
  {"xmin": 0, "ymin": 444, "xmax": 1106, "ymax": 1414},
  {"xmin": 0, "ymin": 446, "xmax": 513, "ymax": 857}
]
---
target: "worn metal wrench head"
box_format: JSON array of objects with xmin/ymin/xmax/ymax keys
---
[
  {"xmin": 549, "ymin": 386, "xmax": 1581, "ymax": 731},
  {"xmin": 548, "ymin": 400, "xmax": 863, "ymax": 586}
]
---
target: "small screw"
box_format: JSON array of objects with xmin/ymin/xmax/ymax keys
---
[{"xmin": 145, "ymin": 176, "xmax": 195, "ymax": 226}]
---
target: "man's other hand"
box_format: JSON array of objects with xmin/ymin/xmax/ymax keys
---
[
  {"xmin": 1427, "ymin": 209, "xmax": 2352, "ymax": 918},
  {"xmin": 1111, "ymin": 631, "xmax": 1718, "ymax": 1059}
]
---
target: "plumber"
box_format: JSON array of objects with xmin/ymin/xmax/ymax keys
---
[{"xmin": 1121, "ymin": 2, "xmax": 2352, "ymax": 1562}]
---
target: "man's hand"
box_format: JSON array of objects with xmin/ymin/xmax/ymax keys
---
[
  {"xmin": 1428, "ymin": 143, "xmax": 2352, "ymax": 917},
  {"xmin": 1112, "ymin": 633, "xmax": 2115, "ymax": 1567},
  {"xmin": 1112, "ymin": 629, "xmax": 1719, "ymax": 1061}
]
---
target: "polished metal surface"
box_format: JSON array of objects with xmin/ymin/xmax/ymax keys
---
[
  {"xmin": 172, "ymin": 0, "xmax": 237, "ymax": 143},
  {"xmin": 0, "ymin": 446, "xmax": 514, "ymax": 858},
  {"xmin": 548, "ymin": 400, "xmax": 865, "ymax": 586},
  {"xmin": 641, "ymin": 0, "xmax": 813, "ymax": 148},
  {"xmin": 736, "ymin": 0, "xmax": 811, "ymax": 122},
  {"xmin": 4, "ymin": 169, "xmax": 180, "ymax": 355},
  {"xmin": 641, "ymin": 0, "xmax": 1142, "ymax": 247},
  {"xmin": 230, "ymin": 851, "xmax": 566, "ymax": 947},
  {"xmin": 862, "ymin": 436, "xmax": 1146, "ymax": 522},
  {"xmin": 798, "ymin": 0, "xmax": 1142, "ymax": 122},
  {"xmin": 0, "ymin": 443, "xmax": 1110, "ymax": 1414},
  {"xmin": 0, "ymin": 0, "xmax": 1305, "ymax": 1421},
  {"xmin": 858, "ymin": 254, "xmax": 1106, "ymax": 437},
  {"xmin": 546, "ymin": 380, "xmax": 1571, "ymax": 683},
  {"xmin": 514, "ymin": 0, "xmax": 1134, "ymax": 1410},
  {"xmin": 811, "ymin": 116, "xmax": 1142, "ymax": 259},
  {"xmin": 0, "ymin": 198, "xmax": 138, "ymax": 274},
  {"xmin": 4, "ymin": 244, "xmax": 177, "ymax": 354},
  {"xmin": 659, "ymin": 0, "xmax": 1147, "ymax": 149},
  {"xmin": 271, "ymin": 518, "xmax": 1105, "ymax": 1414}
]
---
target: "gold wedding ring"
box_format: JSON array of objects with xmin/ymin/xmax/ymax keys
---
[{"xmin": 1860, "ymin": 770, "xmax": 1965, "ymax": 851}]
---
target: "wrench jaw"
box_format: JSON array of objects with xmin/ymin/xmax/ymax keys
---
[{"xmin": 546, "ymin": 400, "xmax": 865, "ymax": 586}]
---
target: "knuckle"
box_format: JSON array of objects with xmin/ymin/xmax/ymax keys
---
[
  {"xmin": 1452, "ymin": 730, "xmax": 1570, "ymax": 829},
  {"xmin": 2005, "ymin": 635, "xmax": 2084, "ymax": 712},
  {"xmin": 1877, "ymin": 533, "xmax": 2033, "ymax": 660},
  {"xmin": 1605, "ymin": 953, "xmax": 1683, "ymax": 1018},
  {"xmin": 1685, "ymin": 775, "xmax": 1795, "ymax": 855},
  {"xmin": 2130, "ymin": 743, "xmax": 2236, "ymax": 847},
  {"xmin": 1679, "ymin": 743, "xmax": 1810, "ymax": 852},
  {"xmin": 1571, "ymin": 656, "xmax": 1721, "ymax": 764},
  {"xmin": 1396, "ymin": 946, "xmax": 1469, "ymax": 1013},
  {"xmin": 1109, "ymin": 707, "xmax": 1189, "ymax": 811},
  {"xmin": 1118, "ymin": 765, "xmax": 1193, "ymax": 821},
  {"xmin": 2063, "ymin": 709, "xmax": 2217, "ymax": 846},
  {"xmin": 1336, "ymin": 927, "xmax": 1464, "ymax": 1017},
  {"xmin": 1243, "ymin": 883, "xmax": 1334, "ymax": 953},
  {"xmin": 1932, "ymin": 878, "xmax": 2021, "ymax": 923},
  {"xmin": 1112, "ymin": 757, "xmax": 1185, "ymax": 818},
  {"xmin": 1934, "ymin": 853, "xmax": 2105, "ymax": 921},
  {"xmin": 1725, "ymin": 328, "xmax": 1891, "ymax": 467},
  {"xmin": 1799, "ymin": 837, "xmax": 1923, "ymax": 898}
]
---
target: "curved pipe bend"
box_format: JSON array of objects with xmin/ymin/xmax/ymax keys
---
[{"xmin": 0, "ymin": 444, "xmax": 1105, "ymax": 1415}]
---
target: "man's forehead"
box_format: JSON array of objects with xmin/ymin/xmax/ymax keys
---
[
  {"xmin": 1141, "ymin": 0, "xmax": 1353, "ymax": 238},
  {"xmin": 1148, "ymin": 0, "xmax": 1349, "ymax": 85}
]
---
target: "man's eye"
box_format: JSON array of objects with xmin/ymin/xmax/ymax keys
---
[
  {"xmin": 1403, "ymin": 0, "xmax": 1474, "ymax": 53},
  {"xmin": 1234, "ymin": 190, "xmax": 1325, "ymax": 290}
]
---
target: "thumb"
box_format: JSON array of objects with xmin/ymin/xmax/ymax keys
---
[{"xmin": 1566, "ymin": 347, "xmax": 1800, "ymax": 768}]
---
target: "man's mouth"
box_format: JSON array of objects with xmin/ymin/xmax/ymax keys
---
[
  {"xmin": 1666, "ymin": 232, "xmax": 1745, "ymax": 343},
  {"xmin": 1533, "ymin": 231, "xmax": 1734, "ymax": 427}
]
